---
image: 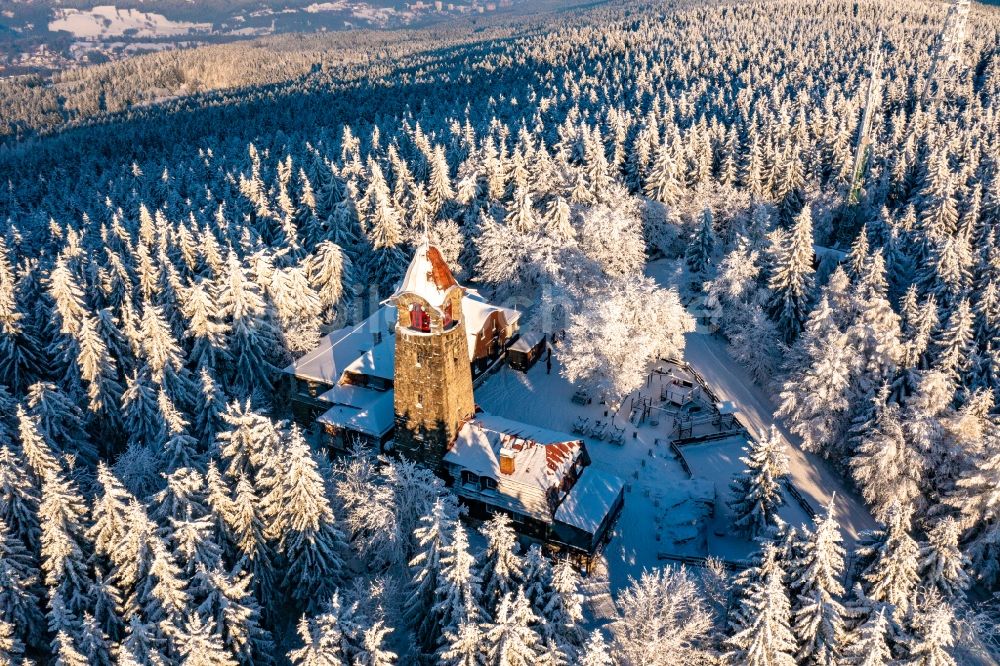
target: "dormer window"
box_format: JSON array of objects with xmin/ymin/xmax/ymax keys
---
[{"xmin": 409, "ymin": 304, "xmax": 431, "ymax": 332}]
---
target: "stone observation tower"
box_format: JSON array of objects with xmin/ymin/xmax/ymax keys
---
[{"xmin": 390, "ymin": 241, "xmax": 476, "ymax": 466}]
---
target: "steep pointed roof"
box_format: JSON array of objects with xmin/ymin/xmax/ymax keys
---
[{"xmin": 390, "ymin": 240, "xmax": 461, "ymax": 310}]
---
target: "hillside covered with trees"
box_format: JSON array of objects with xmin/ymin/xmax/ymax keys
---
[{"xmin": 1, "ymin": 0, "xmax": 1000, "ymax": 663}]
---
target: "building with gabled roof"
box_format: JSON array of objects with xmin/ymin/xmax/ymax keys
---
[
  {"xmin": 444, "ymin": 414, "xmax": 624, "ymax": 559},
  {"xmin": 283, "ymin": 242, "xmax": 519, "ymax": 450},
  {"xmin": 285, "ymin": 240, "xmax": 624, "ymax": 562}
]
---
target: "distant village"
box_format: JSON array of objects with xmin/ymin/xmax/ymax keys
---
[{"xmin": 1, "ymin": 0, "xmax": 516, "ymax": 76}]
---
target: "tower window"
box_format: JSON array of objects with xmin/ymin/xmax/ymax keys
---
[
  {"xmin": 409, "ymin": 304, "xmax": 431, "ymax": 332},
  {"xmin": 416, "ymin": 393, "xmax": 423, "ymax": 409},
  {"xmin": 443, "ymin": 301, "xmax": 455, "ymax": 328}
]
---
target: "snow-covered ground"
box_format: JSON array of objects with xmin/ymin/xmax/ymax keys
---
[
  {"xmin": 644, "ymin": 257, "xmax": 877, "ymax": 543},
  {"xmin": 49, "ymin": 6, "xmax": 212, "ymax": 40},
  {"xmin": 473, "ymin": 265, "xmax": 876, "ymax": 615},
  {"xmin": 682, "ymin": 331, "xmax": 878, "ymax": 543},
  {"xmin": 681, "ymin": 437, "xmax": 814, "ymax": 554},
  {"xmin": 476, "ymin": 355, "xmax": 776, "ymax": 600}
]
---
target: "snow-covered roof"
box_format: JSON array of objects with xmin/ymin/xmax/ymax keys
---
[
  {"xmin": 463, "ymin": 292, "xmax": 521, "ymax": 334},
  {"xmin": 445, "ymin": 414, "xmax": 585, "ymax": 521},
  {"xmin": 508, "ymin": 329, "xmax": 544, "ymax": 353},
  {"xmin": 287, "ymin": 292, "xmax": 520, "ymax": 381},
  {"xmin": 474, "ymin": 414, "xmax": 580, "ymax": 447},
  {"xmin": 343, "ymin": 337, "xmax": 395, "ymax": 381},
  {"xmin": 554, "ymin": 467, "xmax": 625, "ymax": 534},
  {"xmin": 284, "ymin": 307, "xmax": 396, "ymax": 384},
  {"xmin": 316, "ymin": 387, "xmax": 395, "ymax": 438},
  {"xmin": 390, "ymin": 240, "xmax": 461, "ymax": 310}
]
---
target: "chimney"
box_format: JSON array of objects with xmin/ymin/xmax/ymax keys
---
[{"xmin": 499, "ymin": 447, "xmax": 515, "ymax": 475}]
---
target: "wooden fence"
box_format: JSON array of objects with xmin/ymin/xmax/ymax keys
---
[{"xmin": 656, "ymin": 552, "xmax": 748, "ymax": 571}]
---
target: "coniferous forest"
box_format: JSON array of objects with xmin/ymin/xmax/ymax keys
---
[{"xmin": 2, "ymin": 0, "xmax": 1000, "ymax": 663}]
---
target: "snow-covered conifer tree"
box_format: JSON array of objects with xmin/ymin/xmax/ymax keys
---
[
  {"xmin": 841, "ymin": 608, "xmax": 892, "ymax": 666},
  {"xmin": 850, "ymin": 399, "xmax": 923, "ymax": 522},
  {"xmin": 75, "ymin": 314, "xmax": 123, "ymax": 438},
  {"xmin": 193, "ymin": 368, "xmax": 227, "ymax": 448},
  {"xmin": 216, "ymin": 252, "xmax": 279, "ymax": 396},
  {"xmin": 767, "ymin": 205, "xmax": 815, "ymax": 343},
  {"xmin": 0, "ymin": 517, "xmax": 44, "ymax": 650},
  {"xmin": 441, "ymin": 621, "xmax": 483, "ymax": 666},
  {"xmin": 52, "ymin": 629, "xmax": 89, "ymax": 666},
  {"xmin": 353, "ymin": 620, "xmax": 397, "ymax": 666},
  {"xmin": 265, "ymin": 263, "xmax": 322, "ymax": 355},
  {"xmin": 177, "ymin": 614, "xmax": 239, "ymax": 666},
  {"xmin": 89, "ymin": 570, "xmax": 124, "ymax": 642},
  {"xmin": 0, "ymin": 241, "xmax": 41, "ymax": 396},
  {"xmin": 577, "ymin": 630, "xmax": 612, "ymax": 666},
  {"xmin": 157, "ymin": 390, "xmax": 202, "ymax": 473},
  {"xmin": 266, "ymin": 426, "xmax": 345, "ymax": 611},
  {"xmin": 934, "ymin": 298, "xmax": 974, "ymax": 379},
  {"xmin": 169, "ymin": 511, "xmax": 223, "ymax": 576},
  {"xmin": 0, "ymin": 443, "xmax": 40, "ymax": 551},
  {"xmin": 406, "ymin": 498, "xmax": 454, "ymax": 652},
  {"xmin": 78, "ymin": 612, "xmax": 114, "ymax": 666},
  {"xmin": 433, "ymin": 520, "xmax": 483, "ymax": 656},
  {"xmin": 121, "ymin": 368, "xmax": 161, "ymax": 449},
  {"xmin": 480, "ymin": 513, "xmax": 524, "ymax": 613},
  {"xmin": 776, "ymin": 296, "xmax": 856, "ymax": 460},
  {"xmin": 307, "ymin": 240, "xmax": 351, "ymax": 326},
  {"xmin": 481, "ymin": 588, "xmax": 541, "ymax": 666},
  {"xmin": 790, "ymin": 499, "xmax": 846, "ymax": 664},
  {"xmin": 139, "ymin": 537, "xmax": 190, "ymax": 651},
  {"xmin": 685, "ymin": 207, "xmax": 715, "ymax": 275},
  {"xmin": 229, "ymin": 473, "xmax": 274, "ymax": 599},
  {"xmin": 89, "ymin": 462, "xmax": 136, "ymax": 561},
  {"xmin": 119, "ymin": 614, "xmax": 167, "ymax": 666},
  {"xmin": 287, "ymin": 611, "xmax": 343, "ymax": 666},
  {"xmin": 543, "ymin": 558, "xmax": 584, "ymax": 651},
  {"xmin": 520, "ymin": 545, "xmax": 552, "ymax": 620},
  {"xmin": 645, "ymin": 142, "xmax": 682, "ymax": 207},
  {"xmin": 214, "ymin": 400, "xmax": 281, "ymax": 481},
  {"xmin": 180, "ymin": 279, "xmax": 229, "ymax": 372},
  {"xmin": 140, "ymin": 302, "xmax": 192, "ymax": 404},
  {"xmin": 918, "ymin": 517, "xmax": 969, "ymax": 599},
  {"xmin": 611, "ymin": 567, "xmax": 713, "ymax": 666},
  {"xmin": 904, "ymin": 596, "xmax": 956, "ymax": 666},
  {"xmin": 856, "ymin": 502, "xmax": 920, "ymax": 619},
  {"xmin": 729, "ymin": 425, "xmax": 789, "ymax": 539},
  {"xmin": 39, "ymin": 469, "xmax": 94, "ymax": 616},
  {"xmin": 726, "ymin": 546, "xmax": 797, "ymax": 666},
  {"xmin": 0, "ymin": 617, "xmax": 24, "ymax": 666},
  {"xmin": 946, "ymin": 426, "xmax": 1000, "ymax": 584},
  {"xmin": 188, "ymin": 565, "xmax": 273, "ymax": 665},
  {"xmin": 203, "ymin": 461, "xmax": 235, "ymax": 545}
]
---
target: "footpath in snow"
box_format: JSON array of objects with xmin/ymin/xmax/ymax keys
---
[{"xmin": 682, "ymin": 329, "xmax": 877, "ymax": 543}]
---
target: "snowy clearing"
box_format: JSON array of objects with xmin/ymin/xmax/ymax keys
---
[
  {"xmin": 477, "ymin": 354, "xmax": 781, "ymax": 595},
  {"xmin": 644, "ymin": 257, "xmax": 878, "ymax": 543},
  {"xmin": 681, "ymin": 330, "xmax": 878, "ymax": 543}
]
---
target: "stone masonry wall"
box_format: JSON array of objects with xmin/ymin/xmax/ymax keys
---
[{"xmin": 393, "ymin": 289, "xmax": 475, "ymax": 466}]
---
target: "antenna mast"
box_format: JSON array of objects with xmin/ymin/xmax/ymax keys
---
[
  {"xmin": 848, "ymin": 32, "xmax": 884, "ymax": 207},
  {"xmin": 920, "ymin": 0, "xmax": 971, "ymax": 104}
]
